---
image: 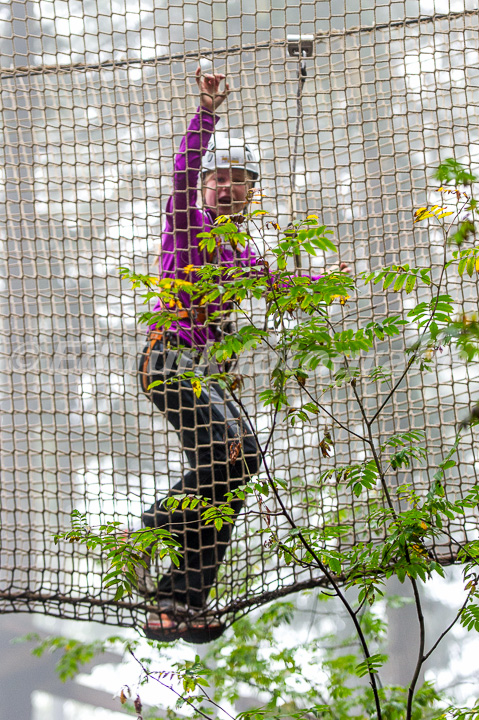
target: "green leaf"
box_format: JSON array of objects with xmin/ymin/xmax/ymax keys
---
[
  {"xmin": 461, "ymin": 604, "xmax": 479, "ymax": 631},
  {"xmin": 459, "ymin": 254, "xmax": 472, "ymax": 277},
  {"xmin": 113, "ymin": 586, "xmax": 126, "ymax": 601},
  {"xmin": 355, "ymin": 653, "xmax": 387, "ymax": 677},
  {"xmin": 315, "ymin": 236, "xmax": 337, "ymax": 253},
  {"xmin": 405, "ymin": 274, "xmax": 417, "ymax": 293},
  {"xmin": 345, "ymin": 460, "xmax": 379, "ymax": 497},
  {"xmin": 433, "ymin": 158, "xmax": 477, "ymax": 186},
  {"xmin": 383, "ymin": 271, "xmax": 398, "ymax": 289},
  {"xmin": 393, "ymin": 273, "xmax": 407, "ymax": 292},
  {"xmin": 467, "ymin": 255, "xmax": 475, "ymax": 277}
]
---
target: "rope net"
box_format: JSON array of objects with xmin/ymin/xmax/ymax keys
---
[{"xmin": 1, "ymin": 1, "xmax": 479, "ymax": 629}]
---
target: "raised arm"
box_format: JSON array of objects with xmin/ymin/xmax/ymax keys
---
[{"xmin": 166, "ymin": 69, "xmax": 230, "ymax": 229}]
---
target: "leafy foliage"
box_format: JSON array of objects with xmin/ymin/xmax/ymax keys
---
[
  {"xmin": 433, "ymin": 159, "xmax": 477, "ymax": 186},
  {"xmin": 18, "ymin": 633, "xmax": 125, "ymax": 682},
  {"xmin": 44, "ymin": 159, "xmax": 479, "ymax": 718},
  {"xmin": 54, "ymin": 510, "xmax": 182, "ymax": 601}
]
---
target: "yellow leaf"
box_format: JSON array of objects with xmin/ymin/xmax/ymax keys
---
[
  {"xmin": 329, "ymin": 294, "xmax": 350, "ymax": 305},
  {"xmin": 475, "ymin": 257, "xmax": 479, "ymax": 273},
  {"xmin": 435, "ymin": 211, "xmax": 454, "ymax": 218},
  {"xmin": 414, "ymin": 207, "xmax": 435, "ymax": 223},
  {"xmin": 307, "ymin": 214, "xmax": 319, "ymax": 219},
  {"xmin": 191, "ymin": 379, "xmax": 202, "ymax": 398},
  {"xmin": 183, "ymin": 264, "xmax": 196, "ymax": 274}
]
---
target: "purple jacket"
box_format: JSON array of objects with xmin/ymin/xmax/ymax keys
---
[{"xmin": 153, "ymin": 107, "xmax": 257, "ymax": 349}]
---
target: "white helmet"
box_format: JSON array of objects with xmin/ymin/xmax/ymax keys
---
[{"xmin": 202, "ymin": 135, "xmax": 260, "ymax": 182}]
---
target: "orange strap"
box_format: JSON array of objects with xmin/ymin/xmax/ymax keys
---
[
  {"xmin": 158, "ymin": 299, "xmax": 207, "ymax": 326},
  {"xmin": 173, "ymin": 307, "xmax": 207, "ymax": 325},
  {"xmin": 175, "ymin": 309, "xmax": 190, "ymax": 320},
  {"xmin": 140, "ymin": 306, "xmax": 209, "ymax": 393},
  {"xmin": 140, "ymin": 330, "xmax": 163, "ymax": 393}
]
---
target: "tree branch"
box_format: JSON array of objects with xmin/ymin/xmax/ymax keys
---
[{"xmin": 406, "ymin": 576, "xmax": 426, "ymax": 720}]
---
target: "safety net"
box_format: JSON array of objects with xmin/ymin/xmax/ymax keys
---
[{"xmin": 1, "ymin": 1, "xmax": 479, "ymax": 628}]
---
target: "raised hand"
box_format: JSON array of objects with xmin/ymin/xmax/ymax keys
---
[
  {"xmin": 196, "ymin": 66, "xmax": 230, "ymax": 112},
  {"xmin": 328, "ymin": 261, "xmax": 351, "ymax": 274}
]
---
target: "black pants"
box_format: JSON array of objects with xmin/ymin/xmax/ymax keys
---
[{"xmin": 139, "ymin": 339, "xmax": 261, "ymax": 609}]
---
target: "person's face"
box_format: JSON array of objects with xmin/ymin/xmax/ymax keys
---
[{"xmin": 203, "ymin": 168, "xmax": 251, "ymax": 216}]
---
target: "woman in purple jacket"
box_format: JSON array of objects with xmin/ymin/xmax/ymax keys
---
[{"xmin": 138, "ymin": 68, "xmax": 262, "ymax": 643}]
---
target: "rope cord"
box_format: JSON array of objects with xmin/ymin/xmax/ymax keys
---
[
  {"xmin": 290, "ymin": 52, "xmax": 307, "ymax": 271},
  {"xmin": 0, "ymin": 8, "xmax": 477, "ymax": 80}
]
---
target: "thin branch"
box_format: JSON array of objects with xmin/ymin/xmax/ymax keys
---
[
  {"xmin": 263, "ymin": 400, "xmax": 280, "ymax": 455},
  {"xmin": 422, "ymin": 587, "xmax": 473, "ymax": 664},
  {"xmin": 370, "ymin": 203, "xmax": 467, "ymax": 426},
  {"xmin": 403, "ymin": 201, "xmax": 473, "ymax": 717},
  {"xmin": 329, "ymin": 302, "xmax": 376, "ymax": 327},
  {"xmin": 354, "ymin": 594, "xmax": 370, "ymax": 618},
  {"xmin": 197, "ymin": 685, "xmax": 237, "ymax": 720},
  {"xmin": 406, "ymin": 577, "xmax": 427, "ymax": 720},
  {"xmin": 349, "ymin": 375, "xmax": 395, "ymax": 513},
  {"xmin": 229, "ymin": 389, "xmax": 383, "ymax": 720},
  {"xmin": 128, "ymin": 647, "xmax": 223, "ymax": 720},
  {"xmin": 297, "ymin": 382, "xmax": 368, "ymax": 443},
  {"xmin": 320, "ymin": 305, "xmax": 395, "ymax": 515},
  {"xmin": 228, "ymin": 297, "xmax": 368, "ymax": 444}
]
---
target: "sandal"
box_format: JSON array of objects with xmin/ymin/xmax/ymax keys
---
[{"xmin": 144, "ymin": 604, "xmax": 225, "ymax": 644}]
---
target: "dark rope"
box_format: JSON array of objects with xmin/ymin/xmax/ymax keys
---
[
  {"xmin": 291, "ymin": 53, "xmax": 308, "ymax": 271},
  {"xmin": 1, "ymin": 9, "xmax": 477, "ymax": 80}
]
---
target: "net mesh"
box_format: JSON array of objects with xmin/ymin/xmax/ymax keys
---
[{"xmin": 1, "ymin": 0, "xmax": 479, "ymax": 628}]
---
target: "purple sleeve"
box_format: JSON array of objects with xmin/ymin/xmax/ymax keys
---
[{"xmin": 165, "ymin": 106, "xmax": 220, "ymax": 231}]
